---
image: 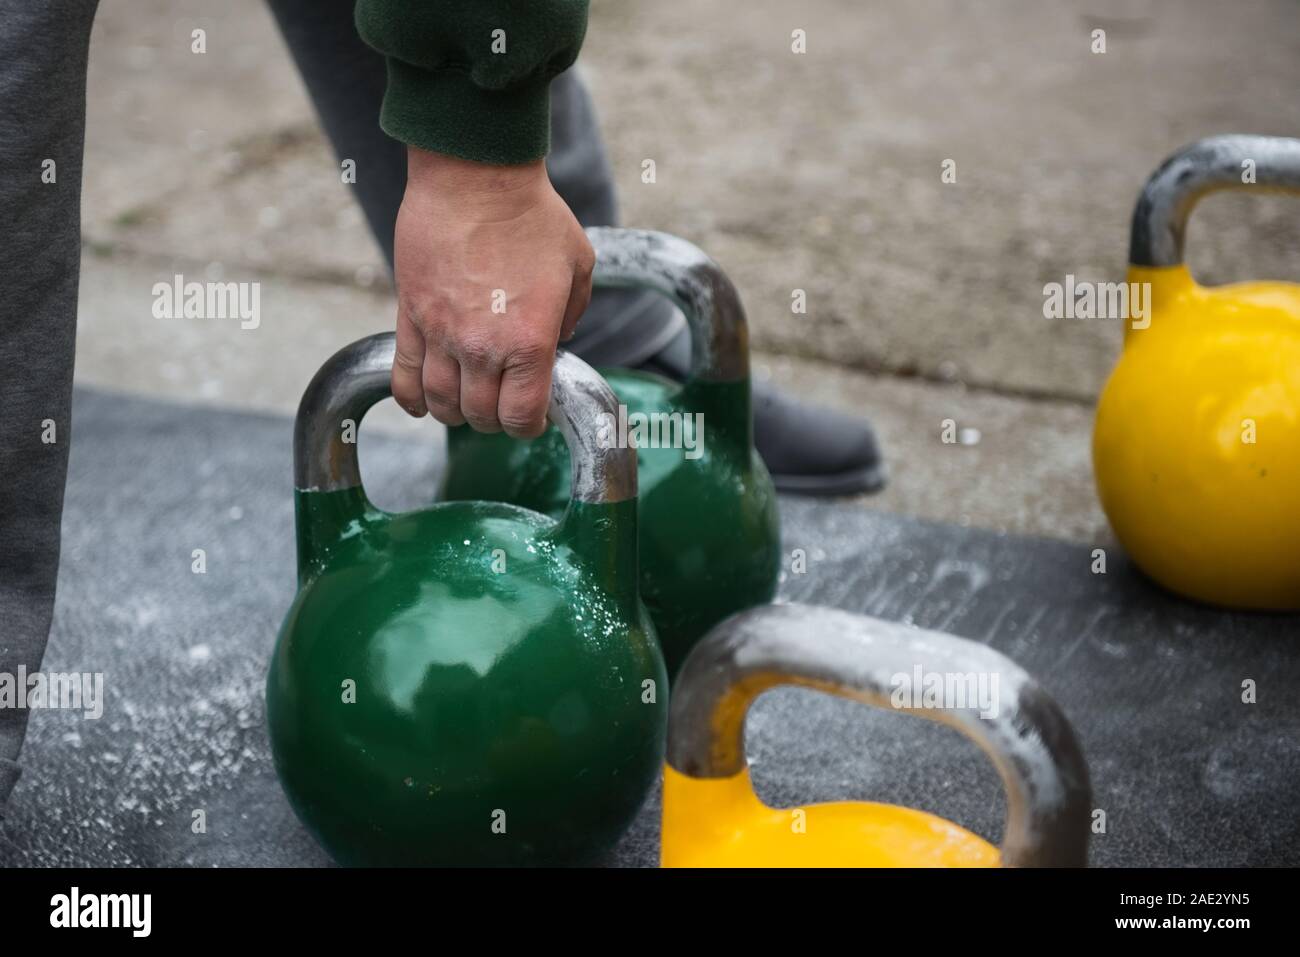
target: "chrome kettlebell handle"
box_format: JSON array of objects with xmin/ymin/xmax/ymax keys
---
[
  {"xmin": 587, "ymin": 227, "xmax": 749, "ymax": 384},
  {"xmin": 294, "ymin": 332, "xmax": 636, "ymax": 504},
  {"xmin": 1129, "ymin": 134, "xmax": 1300, "ymax": 267},
  {"xmin": 667, "ymin": 603, "xmax": 1092, "ymax": 867}
]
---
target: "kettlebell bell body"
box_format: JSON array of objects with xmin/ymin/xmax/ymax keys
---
[
  {"xmin": 662, "ymin": 604, "xmax": 1092, "ymax": 868},
  {"xmin": 441, "ymin": 229, "xmax": 781, "ymax": 675},
  {"xmin": 1094, "ymin": 135, "xmax": 1300, "ymax": 609},
  {"xmin": 268, "ymin": 336, "xmax": 667, "ymax": 866},
  {"xmin": 663, "ymin": 767, "xmax": 999, "ymax": 866}
]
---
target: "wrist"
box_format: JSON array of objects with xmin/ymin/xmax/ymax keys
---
[{"xmin": 406, "ymin": 147, "xmax": 547, "ymax": 205}]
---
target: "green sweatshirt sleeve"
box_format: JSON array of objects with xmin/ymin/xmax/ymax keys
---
[{"xmin": 355, "ymin": 0, "xmax": 590, "ymax": 165}]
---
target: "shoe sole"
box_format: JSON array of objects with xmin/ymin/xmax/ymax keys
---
[{"xmin": 770, "ymin": 461, "xmax": 888, "ymax": 498}]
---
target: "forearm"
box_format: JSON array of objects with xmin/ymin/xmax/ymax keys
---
[{"xmin": 355, "ymin": 0, "xmax": 590, "ymax": 164}]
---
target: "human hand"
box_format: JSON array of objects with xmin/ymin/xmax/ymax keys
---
[{"xmin": 391, "ymin": 146, "xmax": 595, "ymax": 437}]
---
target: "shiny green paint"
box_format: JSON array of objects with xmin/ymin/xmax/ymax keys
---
[
  {"xmin": 267, "ymin": 489, "xmax": 667, "ymax": 866},
  {"xmin": 441, "ymin": 372, "xmax": 781, "ymax": 676}
]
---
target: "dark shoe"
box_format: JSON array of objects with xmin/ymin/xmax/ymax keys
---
[{"xmin": 632, "ymin": 323, "xmax": 887, "ymax": 497}]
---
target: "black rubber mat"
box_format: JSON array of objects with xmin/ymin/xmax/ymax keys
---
[{"xmin": 1, "ymin": 388, "xmax": 1295, "ymax": 867}]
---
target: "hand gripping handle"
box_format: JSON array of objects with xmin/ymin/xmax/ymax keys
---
[{"xmin": 293, "ymin": 333, "xmax": 636, "ymax": 505}]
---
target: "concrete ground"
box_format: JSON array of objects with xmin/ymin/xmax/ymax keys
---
[
  {"xmin": 8, "ymin": 389, "xmax": 1296, "ymax": 867},
  {"xmin": 74, "ymin": 0, "xmax": 1300, "ymax": 543}
]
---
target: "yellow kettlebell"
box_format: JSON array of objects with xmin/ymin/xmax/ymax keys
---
[
  {"xmin": 661, "ymin": 604, "xmax": 1091, "ymax": 867},
  {"xmin": 1093, "ymin": 134, "xmax": 1300, "ymax": 609}
]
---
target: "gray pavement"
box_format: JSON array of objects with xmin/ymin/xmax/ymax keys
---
[
  {"xmin": 73, "ymin": 0, "xmax": 1300, "ymax": 542},
  {"xmin": 2, "ymin": 387, "xmax": 1294, "ymax": 866}
]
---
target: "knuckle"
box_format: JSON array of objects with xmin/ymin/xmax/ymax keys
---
[
  {"xmin": 399, "ymin": 298, "xmax": 431, "ymax": 331},
  {"xmin": 421, "ymin": 385, "xmax": 457, "ymax": 414},
  {"xmin": 393, "ymin": 347, "xmax": 423, "ymax": 373},
  {"xmin": 501, "ymin": 411, "xmax": 547, "ymax": 439},
  {"xmin": 498, "ymin": 389, "xmax": 547, "ymax": 429},
  {"xmin": 453, "ymin": 335, "xmax": 501, "ymax": 372},
  {"xmin": 421, "ymin": 375, "xmax": 459, "ymax": 413},
  {"xmin": 460, "ymin": 384, "xmax": 502, "ymax": 432},
  {"xmin": 507, "ymin": 339, "xmax": 553, "ymax": 372},
  {"xmin": 498, "ymin": 368, "xmax": 551, "ymax": 439},
  {"xmin": 420, "ymin": 372, "xmax": 454, "ymax": 402},
  {"xmin": 429, "ymin": 407, "xmax": 467, "ymax": 428}
]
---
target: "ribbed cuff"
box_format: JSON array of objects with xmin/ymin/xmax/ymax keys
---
[{"xmin": 381, "ymin": 59, "xmax": 553, "ymax": 166}]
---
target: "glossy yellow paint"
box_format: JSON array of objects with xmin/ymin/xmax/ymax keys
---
[
  {"xmin": 1093, "ymin": 264, "xmax": 1300, "ymax": 609},
  {"xmin": 660, "ymin": 765, "xmax": 1000, "ymax": 868}
]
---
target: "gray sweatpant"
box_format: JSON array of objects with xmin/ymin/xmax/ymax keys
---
[
  {"xmin": 0, "ymin": 0, "xmax": 676, "ymax": 813},
  {"xmin": 0, "ymin": 0, "xmax": 99, "ymax": 811}
]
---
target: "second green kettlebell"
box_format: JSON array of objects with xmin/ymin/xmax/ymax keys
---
[
  {"xmin": 441, "ymin": 228, "xmax": 782, "ymax": 677},
  {"xmin": 267, "ymin": 335, "xmax": 667, "ymax": 866}
]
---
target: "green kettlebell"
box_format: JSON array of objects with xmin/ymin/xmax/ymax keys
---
[
  {"xmin": 441, "ymin": 228, "xmax": 781, "ymax": 677},
  {"xmin": 267, "ymin": 334, "xmax": 667, "ymax": 866}
]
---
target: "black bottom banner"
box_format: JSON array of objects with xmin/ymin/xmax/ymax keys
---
[{"xmin": 0, "ymin": 866, "xmax": 1282, "ymax": 941}]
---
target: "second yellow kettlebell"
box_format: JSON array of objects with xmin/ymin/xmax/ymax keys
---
[
  {"xmin": 1093, "ymin": 135, "xmax": 1300, "ymax": 610},
  {"xmin": 662, "ymin": 604, "xmax": 1091, "ymax": 867}
]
